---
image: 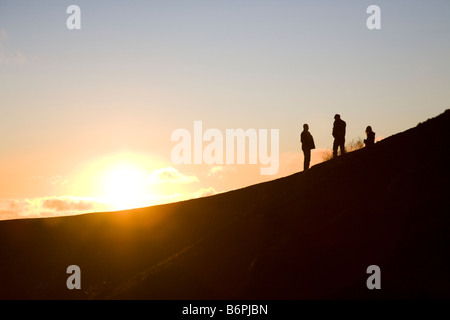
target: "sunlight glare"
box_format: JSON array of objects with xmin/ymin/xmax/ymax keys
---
[{"xmin": 99, "ymin": 162, "xmax": 153, "ymax": 210}]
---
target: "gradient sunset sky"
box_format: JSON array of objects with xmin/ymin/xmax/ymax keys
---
[{"xmin": 1, "ymin": 0, "xmax": 449, "ymax": 219}]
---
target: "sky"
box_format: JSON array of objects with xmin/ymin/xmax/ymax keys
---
[{"xmin": 1, "ymin": 0, "xmax": 449, "ymax": 219}]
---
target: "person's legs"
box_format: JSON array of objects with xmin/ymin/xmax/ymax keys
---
[
  {"xmin": 333, "ymin": 140, "xmax": 338, "ymax": 158},
  {"xmin": 303, "ymin": 149, "xmax": 311, "ymax": 171},
  {"xmin": 340, "ymin": 139, "xmax": 346, "ymax": 155}
]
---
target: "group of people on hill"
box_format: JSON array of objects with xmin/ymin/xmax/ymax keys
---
[{"xmin": 300, "ymin": 114, "xmax": 375, "ymax": 171}]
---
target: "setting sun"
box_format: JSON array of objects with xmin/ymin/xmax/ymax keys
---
[
  {"xmin": 64, "ymin": 152, "xmax": 200, "ymax": 213},
  {"xmin": 98, "ymin": 162, "xmax": 153, "ymax": 210},
  {"xmin": 73, "ymin": 153, "xmax": 160, "ymax": 211}
]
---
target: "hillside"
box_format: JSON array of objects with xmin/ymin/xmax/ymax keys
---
[{"xmin": 1, "ymin": 110, "xmax": 450, "ymax": 299}]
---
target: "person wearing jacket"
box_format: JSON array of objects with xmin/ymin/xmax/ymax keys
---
[
  {"xmin": 332, "ymin": 114, "xmax": 346, "ymax": 157},
  {"xmin": 364, "ymin": 126, "xmax": 375, "ymax": 147},
  {"xmin": 301, "ymin": 123, "xmax": 315, "ymax": 171}
]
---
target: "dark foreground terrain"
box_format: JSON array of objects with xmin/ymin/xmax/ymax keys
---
[{"xmin": 1, "ymin": 110, "xmax": 449, "ymax": 299}]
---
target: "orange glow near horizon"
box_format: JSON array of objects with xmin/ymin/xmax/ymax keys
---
[
  {"xmin": 98, "ymin": 162, "xmax": 153, "ymax": 210},
  {"xmin": 72, "ymin": 153, "xmax": 162, "ymax": 211}
]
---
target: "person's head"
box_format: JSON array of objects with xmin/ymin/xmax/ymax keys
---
[
  {"xmin": 366, "ymin": 126, "xmax": 372, "ymax": 134},
  {"xmin": 303, "ymin": 124, "xmax": 309, "ymax": 131},
  {"xmin": 334, "ymin": 114, "xmax": 341, "ymax": 120}
]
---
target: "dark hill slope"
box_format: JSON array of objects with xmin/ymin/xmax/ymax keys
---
[{"xmin": 0, "ymin": 110, "xmax": 449, "ymax": 299}]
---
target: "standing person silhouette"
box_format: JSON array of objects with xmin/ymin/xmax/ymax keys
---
[
  {"xmin": 332, "ymin": 114, "xmax": 346, "ymax": 157},
  {"xmin": 301, "ymin": 124, "xmax": 315, "ymax": 171},
  {"xmin": 364, "ymin": 126, "xmax": 375, "ymax": 147}
]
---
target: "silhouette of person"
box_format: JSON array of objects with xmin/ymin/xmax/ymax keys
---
[
  {"xmin": 332, "ymin": 114, "xmax": 346, "ymax": 157},
  {"xmin": 364, "ymin": 126, "xmax": 375, "ymax": 147},
  {"xmin": 301, "ymin": 123, "xmax": 315, "ymax": 171}
]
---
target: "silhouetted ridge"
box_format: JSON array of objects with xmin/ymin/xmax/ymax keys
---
[{"xmin": 0, "ymin": 110, "xmax": 449, "ymax": 299}]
